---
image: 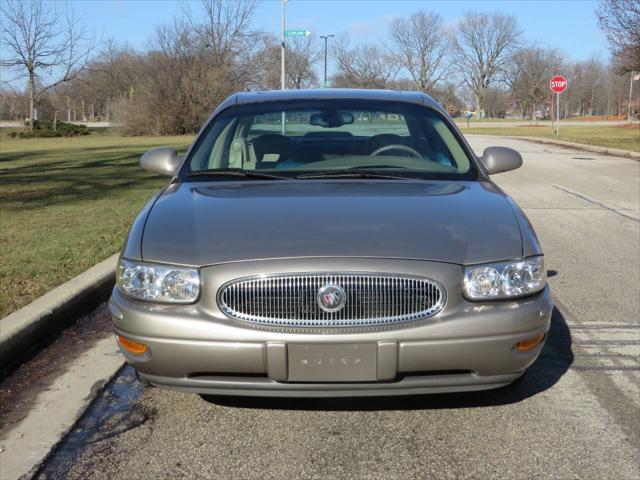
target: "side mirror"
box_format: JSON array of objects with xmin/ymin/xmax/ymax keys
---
[
  {"xmin": 140, "ymin": 147, "xmax": 181, "ymax": 176},
  {"xmin": 481, "ymin": 147, "xmax": 523, "ymax": 175}
]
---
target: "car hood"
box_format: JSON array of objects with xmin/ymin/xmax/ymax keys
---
[{"xmin": 140, "ymin": 180, "xmax": 523, "ymax": 266}]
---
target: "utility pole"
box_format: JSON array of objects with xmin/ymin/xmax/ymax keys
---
[{"xmin": 319, "ymin": 34, "xmax": 334, "ymax": 88}]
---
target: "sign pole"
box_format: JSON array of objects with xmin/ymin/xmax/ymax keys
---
[
  {"xmin": 281, "ymin": 0, "xmax": 286, "ymax": 91},
  {"xmin": 556, "ymin": 92, "xmax": 560, "ymax": 136},
  {"xmin": 551, "ymin": 92, "xmax": 554, "ymax": 132},
  {"xmin": 281, "ymin": 0, "xmax": 286, "ymax": 135},
  {"xmin": 550, "ymin": 75, "xmax": 567, "ymax": 136}
]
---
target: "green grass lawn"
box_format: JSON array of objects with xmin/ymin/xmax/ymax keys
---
[
  {"xmin": 459, "ymin": 125, "xmax": 640, "ymax": 152},
  {"xmin": 453, "ymin": 118, "xmax": 537, "ymax": 124},
  {"xmin": 0, "ymin": 132, "xmax": 194, "ymax": 317}
]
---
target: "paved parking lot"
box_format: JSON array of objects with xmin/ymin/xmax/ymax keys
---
[{"xmin": 38, "ymin": 136, "xmax": 640, "ymax": 479}]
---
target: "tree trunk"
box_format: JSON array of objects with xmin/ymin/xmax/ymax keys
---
[
  {"xmin": 28, "ymin": 72, "xmax": 35, "ymax": 132},
  {"xmin": 53, "ymin": 110, "xmax": 58, "ymax": 132},
  {"xmin": 67, "ymin": 96, "xmax": 71, "ymax": 122},
  {"xmin": 475, "ymin": 93, "xmax": 482, "ymax": 118}
]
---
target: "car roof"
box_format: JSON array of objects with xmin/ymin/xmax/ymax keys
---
[{"xmin": 213, "ymin": 88, "xmax": 445, "ymax": 116}]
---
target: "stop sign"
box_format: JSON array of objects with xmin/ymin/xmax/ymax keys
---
[{"xmin": 550, "ymin": 75, "xmax": 568, "ymax": 93}]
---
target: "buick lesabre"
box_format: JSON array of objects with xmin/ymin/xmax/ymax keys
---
[{"xmin": 110, "ymin": 89, "xmax": 553, "ymax": 397}]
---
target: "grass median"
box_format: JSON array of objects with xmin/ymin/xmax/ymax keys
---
[
  {"xmin": 0, "ymin": 131, "xmax": 194, "ymax": 317},
  {"xmin": 459, "ymin": 125, "xmax": 639, "ymax": 152}
]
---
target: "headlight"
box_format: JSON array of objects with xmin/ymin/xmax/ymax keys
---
[
  {"xmin": 116, "ymin": 259, "xmax": 200, "ymax": 303},
  {"xmin": 463, "ymin": 256, "xmax": 545, "ymax": 300}
]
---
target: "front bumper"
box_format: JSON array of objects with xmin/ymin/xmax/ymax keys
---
[{"xmin": 109, "ymin": 258, "xmax": 553, "ymax": 397}]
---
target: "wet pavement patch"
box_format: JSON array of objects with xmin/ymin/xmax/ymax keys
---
[
  {"xmin": 0, "ymin": 304, "xmax": 113, "ymax": 434},
  {"xmin": 34, "ymin": 365, "xmax": 148, "ymax": 479}
]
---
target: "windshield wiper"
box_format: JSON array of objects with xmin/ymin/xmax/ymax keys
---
[
  {"xmin": 296, "ymin": 169, "xmax": 410, "ymax": 180},
  {"xmin": 186, "ymin": 169, "xmax": 290, "ymax": 180}
]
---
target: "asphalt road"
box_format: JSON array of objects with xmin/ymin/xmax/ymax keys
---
[{"xmin": 38, "ymin": 136, "xmax": 640, "ymax": 480}]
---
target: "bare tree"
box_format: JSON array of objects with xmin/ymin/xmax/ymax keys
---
[
  {"xmin": 430, "ymin": 82, "xmax": 465, "ymax": 115},
  {"xmin": 604, "ymin": 68, "xmax": 637, "ymax": 116},
  {"xmin": 505, "ymin": 47, "xmax": 563, "ymax": 121},
  {"xmin": 566, "ymin": 57, "xmax": 607, "ymax": 116},
  {"xmin": 286, "ymin": 35, "xmax": 321, "ymax": 89},
  {"xmin": 237, "ymin": 33, "xmax": 279, "ymax": 90},
  {"xmin": 90, "ymin": 41, "xmax": 142, "ymax": 121},
  {"xmin": 389, "ymin": 10, "xmax": 451, "ymax": 93},
  {"xmin": 51, "ymin": 40, "xmax": 140, "ymax": 125},
  {"xmin": 187, "ymin": 0, "xmax": 257, "ymax": 77},
  {"xmin": 332, "ymin": 34, "xmax": 399, "ymax": 89},
  {"xmin": 453, "ymin": 12, "xmax": 520, "ymax": 116},
  {"xmin": 115, "ymin": 0, "xmax": 263, "ymax": 134},
  {"xmin": 483, "ymin": 87, "xmax": 511, "ymax": 118},
  {"xmin": 597, "ymin": 0, "xmax": 640, "ymax": 72},
  {"xmin": 0, "ymin": 0, "xmax": 95, "ymax": 130},
  {"xmin": 252, "ymin": 34, "xmax": 321, "ymax": 90},
  {"xmin": 0, "ymin": 87, "xmax": 29, "ymax": 120}
]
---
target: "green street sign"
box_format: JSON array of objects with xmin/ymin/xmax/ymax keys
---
[{"xmin": 285, "ymin": 29, "xmax": 310, "ymax": 37}]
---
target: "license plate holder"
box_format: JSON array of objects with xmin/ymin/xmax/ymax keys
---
[{"xmin": 287, "ymin": 343, "xmax": 377, "ymax": 382}]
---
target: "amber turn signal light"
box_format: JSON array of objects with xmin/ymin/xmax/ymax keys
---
[
  {"xmin": 516, "ymin": 333, "xmax": 546, "ymax": 352},
  {"xmin": 116, "ymin": 335, "xmax": 149, "ymax": 355}
]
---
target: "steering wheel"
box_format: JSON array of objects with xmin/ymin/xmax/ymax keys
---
[{"xmin": 370, "ymin": 144, "xmax": 423, "ymax": 159}]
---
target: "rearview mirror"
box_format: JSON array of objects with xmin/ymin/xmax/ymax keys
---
[
  {"xmin": 309, "ymin": 111, "xmax": 354, "ymax": 128},
  {"xmin": 481, "ymin": 147, "xmax": 522, "ymax": 175},
  {"xmin": 140, "ymin": 147, "xmax": 182, "ymax": 176}
]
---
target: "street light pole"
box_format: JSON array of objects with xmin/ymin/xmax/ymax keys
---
[{"xmin": 319, "ymin": 34, "xmax": 334, "ymax": 88}]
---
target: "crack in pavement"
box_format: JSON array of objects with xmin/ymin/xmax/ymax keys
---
[{"xmin": 552, "ymin": 184, "xmax": 640, "ymax": 222}]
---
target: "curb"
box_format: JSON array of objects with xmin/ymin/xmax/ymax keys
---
[
  {"xmin": 2, "ymin": 340, "xmax": 125, "ymax": 480},
  {"xmin": 0, "ymin": 254, "xmax": 119, "ymax": 373},
  {"xmin": 504, "ymin": 136, "xmax": 640, "ymax": 160}
]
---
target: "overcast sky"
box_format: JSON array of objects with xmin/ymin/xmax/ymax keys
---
[{"xmin": 76, "ymin": 0, "xmax": 608, "ymax": 66}]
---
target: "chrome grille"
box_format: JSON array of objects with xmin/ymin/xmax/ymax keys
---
[{"xmin": 218, "ymin": 273, "xmax": 446, "ymax": 327}]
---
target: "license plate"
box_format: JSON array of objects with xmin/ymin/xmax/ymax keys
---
[{"xmin": 287, "ymin": 343, "xmax": 377, "ymax": 382}]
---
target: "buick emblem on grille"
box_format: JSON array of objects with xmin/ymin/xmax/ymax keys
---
[
  {"xmin": 317, "ymin": 283, "xmax": 347, "ymax": 313},
  {"xmin": 218, "ymin": 273, "xmax": 446, "ymax": 327}
]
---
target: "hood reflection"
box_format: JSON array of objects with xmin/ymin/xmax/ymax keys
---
[{"xmin": 191, "ymin": 180, "xmax": 466, "ymax": 199}]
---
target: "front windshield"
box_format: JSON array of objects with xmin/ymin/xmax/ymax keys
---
[{"xmin": 183, "ymin": 100, "xmax": 475, "ymax": 179}]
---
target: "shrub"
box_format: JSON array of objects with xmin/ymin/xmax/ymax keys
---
[{"xmin": 19, "ymin": 120, "xmax": 91, "ymax": 138}]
